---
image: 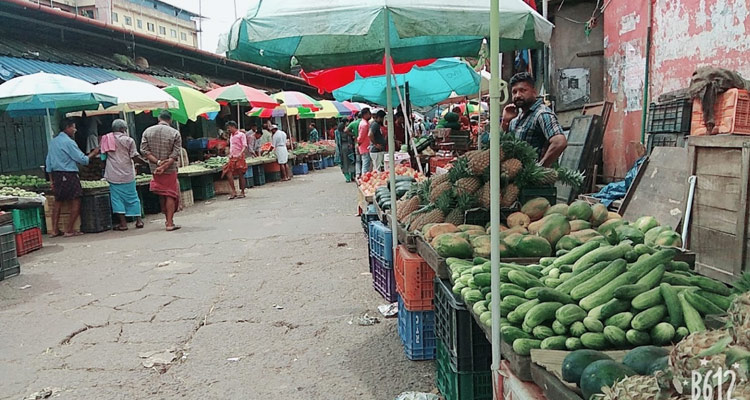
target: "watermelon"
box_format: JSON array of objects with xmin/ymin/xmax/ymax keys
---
[{"xmin": 568, "ymin": 201, "xmax": 593, "ymax": 221}]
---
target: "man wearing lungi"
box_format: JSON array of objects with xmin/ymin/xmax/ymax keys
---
[{"xmin": 141, "ymin": 111, "xmax": 182, "ymax": 232}]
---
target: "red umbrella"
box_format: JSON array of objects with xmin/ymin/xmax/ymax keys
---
[
  {"xmin": 301, "ymin": 58, "xmax": 436, "ymax": 94},
  {"xmin": 205, "ymin": 83, "xmax": 279, "ymax": 108}
]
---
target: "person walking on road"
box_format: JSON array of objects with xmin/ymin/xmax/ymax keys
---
[
  {"xmin": 46, "ymin": 118, "xmax": 99, "ymax": 237},
  {"xmin": 335, "ymin": 120, "xmax": 356, "ymax": 182},
  {"xmin": 308, "ymin": 122, "xmax": 320, "ymax": 143},
  {"xmin": 357, "ymin": 108, "xmax": 372, "ymax": 176},
  {"xmin": 222, "ymin": 121, "xmax": 248, "ymax": 199},
  {"xmin": 140, "ymin": 110, "xmax": 182, "ymax": 232},
  {"xmin": 102, "ymin": 119, "xmax": 145, "ymax": 231},
  {"xmin": 270, "ymin": 125, "xmax": 292, "ymax": 181},
  {"xmin": 369, "ymin": 110, "xmax": 387, "ymax": 172},
  {"xmin": 345, "ymin": 113, "xmax": 362, "ymax": 179}
]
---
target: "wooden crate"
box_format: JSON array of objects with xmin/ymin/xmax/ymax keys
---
[{"xmin": 686, "ymin": 135, "xmax": 750, "ymax": 283}]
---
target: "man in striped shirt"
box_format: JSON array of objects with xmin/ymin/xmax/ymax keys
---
[{"xmin": 502, "ymin": 72, "xmax": 567, "ymax": 167}]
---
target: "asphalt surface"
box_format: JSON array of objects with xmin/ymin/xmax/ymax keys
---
[{"xmin": 0, "ymin": 168, "xmax": 435, "ymax": 399}]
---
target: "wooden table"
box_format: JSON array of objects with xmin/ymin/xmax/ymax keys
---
[{"xmin": 416, "ymin": 235, "xmax": 450, "ymax": 279}]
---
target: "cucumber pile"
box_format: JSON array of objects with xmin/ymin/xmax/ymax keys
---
[{"xmin": 448, "ymin": 239, "xmax": 733, "ymax": 355}]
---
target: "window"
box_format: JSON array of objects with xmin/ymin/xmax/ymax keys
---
[
  {"xmin": 147, "ymin": 22, "xmax": 155, "ymax": 32},
  {"xmin": 159, "ymin": 26, "xmax": 166, "ymax": 35},
  {"xmin": 112, "ymin": 12, "xmax": 118, "ymax": 22},
  {"xmin": 171, "ymin": 29, "xmax": 177, "ymax": 38},
  {"xmin": 137, "ymin": 19, "xmax": 142, "ymax": 29},
  {"xmin": 180, "ymin": 32, "xmax": 187, "ymax": 41},
  {"xmin": 124, "ymin": 16, "xmax": 132, "ymax": 26}
]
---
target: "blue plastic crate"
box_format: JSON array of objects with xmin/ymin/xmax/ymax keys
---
[
  {"xmin": 368, "ymin": 221, "xmax": 393, "ymax": 265},
  {"xmin": 325, "ymin": 157, "xmax": 334, "ymax": 167},
  {"xmin": 398, "ymin": 296, "xmax": 437, "ymax": 361},
  {"xmin": 292, "ymin": 163, "xmax": 309, "ymax": 175},
  {"xmin": 187, "ymin": 138, "xmax": 208, "ymax": 150},
  {"xmin": 312, "ymin": 160, "xmax": 324, "ymax": 170},
  {"xmin": 372, "ymin": 255, "xmax": 397, "ymax": 302},
  {"xmin": 244, "ymin": 167, "xmax": 254, "ymax": 178}
]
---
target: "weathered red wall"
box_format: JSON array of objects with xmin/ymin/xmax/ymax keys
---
[{"xmin": 602, "ymin": 0, "xmax": 750, "ymax": 179}]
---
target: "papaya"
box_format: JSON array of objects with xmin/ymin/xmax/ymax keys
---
[
  {"xmin": 598, "ymin": 219, "xmax": 625, "ymax": 235},
  {"xmin": 426, "ymin": 223, "xmax": 459, "ymax": 242},
  {"xmin": 464, "ymin": 229, "xmax": 487, "ymax": 238},
  {"xmin": 458, "ymin": 224, "xmax": 484, "ymax": 232},
  {"xmin": 570, "ymin": 220, "xmax": 592, "ymax": 232},
  {"xmin": 422, "ymin": 223, "xmax": 436, "ymax": 236},
  {"xmin": 431, "ymin": 233, "xmax": 456, "ymax": 248},
  {"xmin": 498, "ymin": 241, "xmax": 515, "ymax": 257},
  {"xmin": 570, "ymin": 229, "xmax": 603, "ymax": 243},
  {"xmin": 432, "ymin": 234, "xmax": 474, "ymax": 258},
  {"xmin": 615, "ymin": 225, "xmax": 645, "ymax": 244},
  {"xmin": 528, "ymin": 215, "xmax": 552, "ymax": 234},
  {"xmin": 634, "ymin": 216, "xmax": 660, "ymax": 233},
  {"xmin": 471, "ymin": 235, "xmax": 491, "ymax": 248},
  {"xmin": 545, "ymin": 203, "xmax": 569, "ymax": 217},
  {"xmin": 654, "ymin": 230, "xmax": 682, "ymax": 247},
  {"xmin": 503, "ymin": 232, "xmax": 526, "ymax": 249},
  {"xmin": 539, "ymin": 214, "xmax": 571, "ymax": 247},
  {"xmin": 645, "ymin": 225, "xmax": 672, "ymax": 245},
  {"xmin": 507, "ymin": 212, "xmax": 532, "ymax": 228},
  {"xmin": 568, "ymin": 200, "xmax": 593, "ymax": 221},
  {"xmin": 590, "ymin": 204, "xmax": 608, "ymax": 227},
  {"xmin": 473, "ymin": 245, "xmax": 491, "ymax": 258},
  {"xmin": 607, "ymin": 212, "xmax": 622, "ymax": 220},
  {"xmin": 521, "ymin": 197, "xmax": 550, "ymax": 221},
  {"xmin": 515, "ymin": 235, "xmax": 553, "ymax": 257},
  {"xmin": 556, "ymin": 235, "xmax": 583, "ymax": 251}
]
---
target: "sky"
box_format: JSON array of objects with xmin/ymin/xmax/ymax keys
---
[{"xmin": 162, "ymin": 0, "xmax": 244, "ymax": 53}]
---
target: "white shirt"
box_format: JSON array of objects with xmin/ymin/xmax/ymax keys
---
[{"xmin": 272, "ymin": 130, "xmax": 287, "ymax": 148}]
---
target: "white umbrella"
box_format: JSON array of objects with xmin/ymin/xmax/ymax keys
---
[{"xmin": 95, "ymin": 79, "xmax": 180, "ymax": 112}]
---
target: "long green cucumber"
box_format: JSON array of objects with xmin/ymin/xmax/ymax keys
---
[
  {"xmin": 683, "ymin": 289, "xmax": 725, "ymax": 315},
  {"xmin": 678, "ymin": 291, "xmax": 706, "ymax": 333},
  {"xmin": 629, "ymin": 249, "xmax": 676, "ymax": 280},
  {"xmin": 580, "ymin": 261, "xmax": 639, "ymax": 311},
  {"xmin": 556, "ymin": 261, "xmax": 610, "ymax": 295},
  {"xmin": 570, "ymin": 259, "xmax": 627, "ymax": 301},
  {"xmin": 660, "ymin": 283, "xmax": 683, "ymax": 327},
  {"xmin": 571, "ymin": 243, "xmax": 631, "ymax": 272},
  {"xmin": 552, "ymin": 241, "xmax": 600, "ymax": 267},
  {"xmin": 696, "ymin": 290, "xmax": 735, "ymax": 311},
  {"xmin": 636, "ymin": 264, "xmax": 666, "ymax": 288}
]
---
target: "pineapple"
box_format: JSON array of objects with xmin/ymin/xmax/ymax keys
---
[
  {"xmin": 454, "ymin": 177, "xmax": 482, "ymax": 196},
  {"xmin": 557, "ymin": 167, "xmax": 586, "ymax": 188},
  {"xmin": 414, "ymin": 206, "xmax": 445, "ymax": 231},
  {"xmin": 540, "ymin": 168, "xmax": 559, "ymax": 185},
  {"xmin": 729, "ymin": 292, "xmax": 750, "ymax": 348},
  {"xmin": 501, "ymin": 158, "xmax": 523, "ymax": 180},
  {"xmin": 670, "ymin": 330, "xmax": 731, "ymax": 395},
  {"xmin": 430, "ymin": 172, "xmax": 450, "ymax": 188},
  {"xmin": 429, "ymin": 181, "xmax": 452, "ymax": 203},
  {"xmin": 477, "ymin": 182, "xmax": 492, "ymax": 209},
  {"xmin": 501, "ymin": 184, "xmax": 519, "ymax": 208},
  {"xmin": 594, "ymin": 375, "xmax": 668, "ymax": 400},
  {"xmin": 468, "ymin": 149, "xmax": 491, "ymax": 175},
  {"xmin": 398, "ymin": 195, "xmax": 421, "ymax": 223},
  {"xmin": 448, "ymin": 157, "xmax": 471, "ymax": 183},
  {"xmin": 445, "ymin": 193, "xmax": 477, "ymax": 225}
]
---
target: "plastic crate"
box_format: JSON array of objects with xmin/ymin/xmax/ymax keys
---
[
  {"xmin": 434, "ymin": 278, "xmax": 492, "ymax": 372},
  {"xmin": 0, "ymin": 264, "xmax": 20, "ymax": 281},
  {"xmin": 519, "ymin": 186, "xmax": 557, "ymax": 206},
  {"xmin": 292, "ymin": 163, "xmax": 309, "ymax": 175},
  {"xmin": 187, "ymin": 138, "xmax": 209, "ymax": 150},
  {"xmin": 178, "ymin": 176, "xmax": 192, "ymax": 192},
  {"xmin": 691, "ymin": 88, "xmax": 750, "ymax": 135},
  {"xmin": 193, "ymin": 183, "xmax": 215, "ymax": 201},
  {"xmin": 265, "ymin": 171, "xmax": 281, "ymax": 182},
  {"xmin": 15, "ymin": 228, "xmax": 42, "ymax": 256},
  {"xmin": 244, "ymin": 167, "xmax": 254, "ymax": 179},
  {"xmin": 325, "ymin": 156, "xmax": 334, "ymax": 167},
  {"xmin": 647, "ymin": 99, "xmax": 692, "ymax": 134},
  {"xmin": 361, "ymin": 208, "xmax": 378, "ymax": 234},
  {"xmin": 312, "ymin": 160, "xmax": 324, "ymax": 170},
  {"xmin": 253, "ymin": 166, "xmax": 266, "ymax": 186},
  {"xmin": 11, "ymin": 208, "xmax": 43, "ymax": 233},
  {"xmin": 368, "ymin": 221, "xmax": 393, "ymax": 264},
  {"xmin": 140, "ymin": 189, "xmax": 162, "ymax": 214},
  {"xmin": 180, "ymin": 189, "xmax": 194, "ymax": 209},
  {"xmin": 0, "ymin": 224, "xmax": 20, "ymax": 274},
  {"xmin": 264, "ymin": 162, "xmax": 281, "ymax": 173},
  {"xmin": 80, "ymin": 193, "xmax": 113, "ymax": 233},
  {"xmin": 371, "ymin": 255, "xmax": 397, "ymax": 302},
  {"xmin": 395, "ymin": 245, "xmax": 435, "ymax": 311},
  {"xmin": 647, "ymin": 132, "xmax": 688, "ymax": 154},
  {"xmin": 464, "ymin": 208, "xmax": 489, "ymax": 228},
  {"xmin": 245, "ymin": 177, "xmax": 255, "ymax": 188},
  {"xmin": 397, "ymin": 296, "xmax": 437, "ymax": 360},
  {"xmin": 436, "ymin": 341, "xmax": 493, "ymax": 400}
]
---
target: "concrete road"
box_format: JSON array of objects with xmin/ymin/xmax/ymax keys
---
[{"xmin": 0, "ymin": 169, "xmax": 435, "ymax": 399}]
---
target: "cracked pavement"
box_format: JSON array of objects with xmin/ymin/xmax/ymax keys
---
[{"xmin": 0, "ymin": 169, "xmax": 434, "ymax": 399}]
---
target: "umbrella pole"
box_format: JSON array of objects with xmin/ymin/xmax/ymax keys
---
[
  {"xmin": 237, "ymin": 104, "xmax": 242, "ymax": 130},
  {"xmin": 45, "ymin": 108, "xmax": 53, "ymax": 139},
  {"xmin": 490, "ymin": 0, "xmax": 503, "ymax": 395},
  {"xmin": 384, "ymin": 9, "xmax": 398, "ymax": 265}
]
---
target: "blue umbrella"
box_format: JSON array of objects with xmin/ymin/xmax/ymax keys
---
[{"xmin": 332, "ymin": 58, "xmax": 480, "ymax": 107}]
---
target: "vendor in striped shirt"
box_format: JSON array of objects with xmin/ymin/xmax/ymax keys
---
[{"xmin": 502, "ymin": 72, "xmax": 567, "ymax": 167}]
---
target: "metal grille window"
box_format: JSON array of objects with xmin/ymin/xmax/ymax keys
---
[
  {"xmin": 159, "ymin": 26, "xmax": 166, "ymax": 35},
  {"xmin": 124, "ymin": 16, "xmax": 132, "ymax": 26}
]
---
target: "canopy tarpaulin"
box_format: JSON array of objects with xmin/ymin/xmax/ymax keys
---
[{"xmin": 301, "ymin": 58, "xmax": 436, "ymax": 94}]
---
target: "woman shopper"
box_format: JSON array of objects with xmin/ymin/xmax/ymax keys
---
[
  {"xmin": 335, "ymin": 120, "xmax": 356, "ymax": 182},
  {"xmin": 102, "ymin": 119, "xmax": 145, "ymax": 231}
]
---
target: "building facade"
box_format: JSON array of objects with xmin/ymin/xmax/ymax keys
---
[{"xmin": 29, "ymin": 0, "xmax": 199, "ymax": 48}]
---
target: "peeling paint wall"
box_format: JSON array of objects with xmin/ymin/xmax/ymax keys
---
[{"xmin": 602, "ymin": 0, "xmax": 750, "ymax": 179}]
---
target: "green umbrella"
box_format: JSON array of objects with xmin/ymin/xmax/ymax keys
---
[{"xmin": 162, "ymin": 86, "xmax": 221, "ymax": 125}]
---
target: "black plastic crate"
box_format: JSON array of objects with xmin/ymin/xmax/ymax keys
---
[
  {"xmin": 519, "ymin": 185, "xmax": 557, "ymax": 206},
  {"xmin": 361, "ymin": 208, "xmax": 379, "ymax": 234},
  {"xmin": 265, "ymin": 171, "xmax": 281, "ymax": 182},
  {"xmin": 464, "ymin": 208, "xmax": 489, "ymax": 228},
  {"xmin": 253, "ymin": 166, "xmax": 266, "ymax": 186},
  {"xmin": 139, "ymin": 188, "xmax": 162, "ymax": 214},
  {"xmin": 80, "ymin": 193, "xmax": 113, "ymax": 233},
  {"xmin": 647, "ymin": 99, "xmax": 692, "ymax": 134},
  {"xmin": 192, "ymin": 183, "xmax": 215, "ymax": 201},
  {"xmin": 646, "ymin": 132, "xmax": 688, "ymax": 154},
  {"xmin": 0, "ymin": 224, "xmax": 20, "ymax": 274},
  {"xmin": 434, "ymin": 278, "xmax": 492, "ymax": 372},
  {"xmin": 0, "ymin": 264, "xmax": 20, "ymax": 281}
]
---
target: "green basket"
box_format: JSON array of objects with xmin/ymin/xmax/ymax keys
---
[
  {"xmin": 11, "ymin": 208, "xmax": 42, "ymax": 233},
  {"xmin": 435, "ymin": 341, "xmax": 492, "ymax": 400},
  {"xmin": 178, "ymin": 176, "xmax": 192, "ymax": 192}
]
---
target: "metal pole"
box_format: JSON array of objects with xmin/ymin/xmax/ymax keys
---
[
  {"xmin": 198, "ymin": 0, "xmax": 203, "ymax": 50},
  {"xmin": 384, "ymin": 8, "xmax": 398, "ymax": 264},
  {"xmin": 237, "ymin": 103, "xmax": 242, "ymax": 130},
  {"xmin": 490, "ymin": 0, "xmax": 503, "ymax": 395}
]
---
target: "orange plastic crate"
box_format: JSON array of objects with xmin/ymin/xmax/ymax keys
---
[
  {"xmin": 691, "ymin": 88, "xmax": 750, "ymax": 135},
  {"xmin": 15, "ymin": 228, "xmax": 42, "ymax": 256},
  {"xmin": 395, "ymin": 245, "xmax": 435, "ymax": 311}
]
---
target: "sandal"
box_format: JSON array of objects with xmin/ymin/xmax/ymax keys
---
[
  {"xmin": 237, "ymin": 193, "xmax": 246, "ymax": 198},
  {"xmin": 114, "ymin": 226, "xmax": 129, "ymax": 231},
  {"xmin": 48, "ymin": 231, "xmax": 63, "ymax": 238},
  {"xmin": 135, "ymin": 222, "xmax": 144, "ymax": 229},
  {"xmin": 166, "ymin": 225, "xmax": 182, "ymax": 232},
  {"xmin": 228, "ymin": 195, "xmax": 237, "ymax": 200},
  {"xmin": 63, "ymin": 231, "xmax": 84, "ymax": 237}
]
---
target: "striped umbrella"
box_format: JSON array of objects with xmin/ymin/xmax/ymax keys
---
[
  {"xmin": 162, "ymin": 85, "xmax": 220, "ymax": 124},
  {"xmin": 247, "ymin": 106, "xmax": 287, "ymax": 118},
  {"xmin": 271, "ymin": 91, "xmax": 321, "ymax": 111},
  {"xmin": 306, "ymin": 100, "xmax": 355, "ymax": 118},
  {"xmin": 206, "ymin": 83, "xmax": 278, "ymax": 108}
]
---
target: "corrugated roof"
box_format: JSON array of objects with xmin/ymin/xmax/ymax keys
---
[{"xmin": 0, "ymin": 55, "xmax": 118, "ymax": 83}]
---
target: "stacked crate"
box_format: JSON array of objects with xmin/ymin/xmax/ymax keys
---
[
  {"xmin": 80, "ymin": 193, "xmax": 113, "ymax": 233},
  {"xmin": 368, "ymin": 221, "xmax": 396, "ymax": 302},
  {"xmin": 179, "ymin": 176, "xmax": 194, "ymax": 209},
  {"xmin": 395, "ymin": 245, "xmax": 437, "ymax": 360},
  {"xmin": 11, "ymin": 208, "xmax": 43, "ymax": 256},
  {"xmin": 44, "ymin": 195, "xmax": 81, "ymax": 233},
  {"xmin": 434, "ymin": 278, "xmax": 492, "ymax": 400},
  {"xmin": 0, "ymin": 221, "xmax": 20, "ymax": 280},
  {"xmin": 191, "ymin": 175, "xmax": 215, "ymax": 201},
  {"xmin": 645, "ymin": 99, "xmax": 692, "ymax": 154}
]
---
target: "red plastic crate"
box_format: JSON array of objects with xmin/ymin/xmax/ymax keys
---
[
  {"xmin": 15, "ymin": 228, "xmax": 42, "ymax": 256},
  {"xmin": 395, "ymin": 245, "xmax": 435, "ymax": 311},
  {"xmin": 691, "ymin": 88, "xmax": 750, "ymax": 135}
]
